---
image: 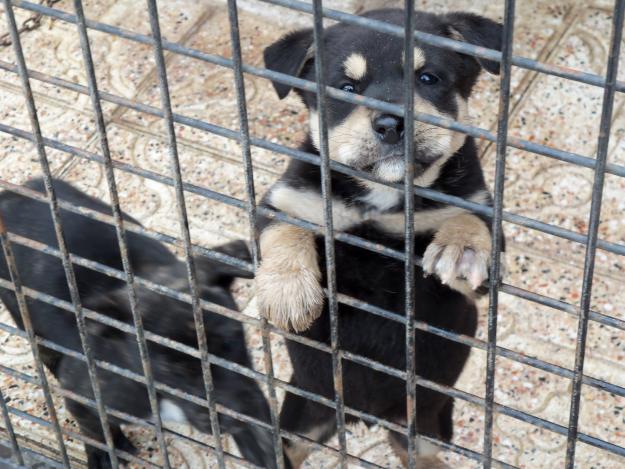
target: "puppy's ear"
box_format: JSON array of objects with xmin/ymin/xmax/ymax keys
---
[
  {"xmin": 444, "ymin": 13, "xmax": 503, "ymax": 75},
  {"xmin": 263, "ymin": 28, "xmax": 314, "ymax": 99}
]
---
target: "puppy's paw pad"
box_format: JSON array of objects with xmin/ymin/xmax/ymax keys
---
[
  {"xmin": 422, "ymin": 242, "xmax": 490, "ymax": 291},
  {"xmin": 255, "ymin": 264, "xmax": 324, "ymax": 332}
]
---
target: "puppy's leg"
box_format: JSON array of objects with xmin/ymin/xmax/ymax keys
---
[
  {"xmin": 388, "ymin": 411, "xmax": 451, "ymax": 469},
  {"xmin": 65, "ymin": 400, "xmax": 136, "ymax": 469},
  {"xmin": 422, "ymin": 213, "xmax": 502, "ymax": 297},
  {"xmin": 280, "ymin": 391, "xmax": 336, "ymax": 468},
  {"xmin": 388, "ymin": 431, "xmax": 451, "ymax": 469},
  {"xmin": 256, "ymin": 223, "xmax": 324, "ymax": 331},
  {"xmin": 188, "ymin": 373, "xmax": 280, "ymax": 469}
]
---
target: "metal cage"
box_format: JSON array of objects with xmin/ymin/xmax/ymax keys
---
[{"xmin": 0, "ymin": 0, "xmax": 624, "ymax": 467}]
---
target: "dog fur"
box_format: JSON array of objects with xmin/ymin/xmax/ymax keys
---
[
  {"xmin": 0, "ymin": 179, "xmax": 280, "ymax": 469},
  {"xmin": 256, "ymin": 8, "xmax": 505, "ymax": 467}
]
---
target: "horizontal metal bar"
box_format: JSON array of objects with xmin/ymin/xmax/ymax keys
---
[{"xmin": 5, "ymin": 2, "xmax": 625, "ymax": 181}]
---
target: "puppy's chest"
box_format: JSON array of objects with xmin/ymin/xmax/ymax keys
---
[{"xmin": 269, "ymin": 182, "xmax": 449, "ymax": 238}]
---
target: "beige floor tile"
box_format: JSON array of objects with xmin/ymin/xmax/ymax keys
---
[
  {"xmin": 0, "ymin": 0, "xmax": 211, "ymax": 113},
  {"xmin": 0, "ymin": 83, "xmax": 99, "ymax": 182}
]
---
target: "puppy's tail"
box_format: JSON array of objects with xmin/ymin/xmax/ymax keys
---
[{"xmin": 197, "ymin": 239, "xmax": 254, "ymax": 288}]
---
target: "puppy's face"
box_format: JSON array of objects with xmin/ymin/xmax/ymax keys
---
[{"xmin": 264, "ymin": 9, "xmax": 502, "ymax": 184}]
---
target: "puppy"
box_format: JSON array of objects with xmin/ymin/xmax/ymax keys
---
[
  {"xmin": 0, "ymin": 179, "xmax": 279, "ymax": 469},
  {"xmin": 256, "ymin": 9, "xmax": 504, "ymax": 468}
]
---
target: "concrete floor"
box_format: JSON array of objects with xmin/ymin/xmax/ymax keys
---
[{"xmin": 0, "ymin": 0, "xmax": 625, "ymax": 467}]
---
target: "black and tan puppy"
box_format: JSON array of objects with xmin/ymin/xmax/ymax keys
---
[
  {"xmin": 256, "ymin": 9, "xmax": 504, "ymax": 468},
  {"xmin": 0, "ymin": 179, "xmax": 279, "ymax": 469}
]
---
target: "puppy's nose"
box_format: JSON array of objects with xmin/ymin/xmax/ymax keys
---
[{"xmin": 373, "ymin": 114, "xmax": 404, "ymax": 144}]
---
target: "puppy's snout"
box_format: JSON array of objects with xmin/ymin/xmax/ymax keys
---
[{"xmin": 373, "ymin": 114, "xmax": 404, "ymax": 145}]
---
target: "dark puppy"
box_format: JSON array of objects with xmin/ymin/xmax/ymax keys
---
[
  {"xmin": 256, "ymin": 9, "xmax": 504, "ymax": 468},
  {"xmin": 0, "ymin": 179, "xmax": 278, "ymax": 469}
]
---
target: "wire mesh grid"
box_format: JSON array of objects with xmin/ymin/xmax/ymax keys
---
[{"xmin": 0, "ymin": 0, "xmax": 623, "ymax": 468}]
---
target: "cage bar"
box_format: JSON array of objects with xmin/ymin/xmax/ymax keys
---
[
  {"xmin": 311, "ymin": 0, "xmax": 348, "ymax": 465},
  {"xmin": 481, "ymin": 0, "xmax": 516, "ymax": 466}
]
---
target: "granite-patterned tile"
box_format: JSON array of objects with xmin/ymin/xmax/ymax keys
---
[
  {"xmin": 576, "ymin": 441, "xmax": 625, "ymax": 469},
  {"xmin": 494, "ymin": 246, "xmax": 625, "ymax": 376},
  {"xmin": 494, "ymin": 357, "xmax": 572, "ymax": 428},
  {"xmin": 480, "ymin": 7, "xmax": 625, "ymax": 273},
  {"xmin": 579, "ymin": 385, "xmax": 625, "ymax": 456},
  {"xmin": 0, "ymin": 85, "xmax": 99, "ymax": 182},
  {"xmin": 0, "ymin": 0, "xmax": 210, "ymax": 113}
]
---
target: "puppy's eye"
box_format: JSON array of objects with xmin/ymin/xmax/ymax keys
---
[
  {"xmin": 340, "ymin": 83, "xmax": 356, "ymax": 93},
  {"xmin": 418, "ymin": 73, "xmax": 439, "ymax": 85}
]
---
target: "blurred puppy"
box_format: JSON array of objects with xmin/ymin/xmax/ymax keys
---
[{"xmin": 0, "ymin": 179, "xmax": 280, "ymax": 469}]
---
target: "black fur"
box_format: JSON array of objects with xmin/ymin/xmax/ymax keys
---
[
  {"xmin": 0, "ymin": 179, "xmax": 279, "ymax": 469},
  {"xmin": 261, "ymin": 8, "xmax": 504, "ymax": 462}
]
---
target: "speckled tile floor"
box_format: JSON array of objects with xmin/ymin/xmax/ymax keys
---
[{"xmin": 0, "ymin": 0, "xmax": 624, "ymax": 467}]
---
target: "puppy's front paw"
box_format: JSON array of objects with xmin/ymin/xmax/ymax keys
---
[
  {"xmin": 256, "ymin": 260, "xmax": 324, "ymax": 332},
  {"xmin": 422, "ymin": 214, "xmax": 496, "ymax": 294},
  {"xmin": 256, "ymin": 224, "xmax": 324, "ymax": 332}
]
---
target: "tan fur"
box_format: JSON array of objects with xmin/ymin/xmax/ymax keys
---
[
  {"xmin": 402, "ymin": 46, "xmax": 427, "ymax": 70},
  {"xmin": 374, "ymin": 190, "xmax": 491, "ymax": 236},
  {"xmin": 388, "ymin": 433, "xmax": 450, "ymax": 469},
  {"xmin": 344, "ymin": 53, "xmax": 367, "ymax": 80},
  {"xmin": 255, "ymin": 224, "xmax": 323, "ymax": 331},
  {"xmin": 269, "ymin": 184, "xmax": 361, "ymax": 231},
  {"xmin": 283, "ymin": 421, "xmax": 335, "ymax": 468},
  {"xmin": 422, "ymin": 213, "xmax": 495, "ymax": 296},
  {"xmin": 309, "ymin": 107, "xmax": 374, "ymax": 166},
  {"xmin": 311, "ymin": 91, "xmax": 468, "ymax": 184}
]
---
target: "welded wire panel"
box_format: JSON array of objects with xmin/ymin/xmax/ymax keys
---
[{"xmin": 1, "ymin": 0, "xmax": 625, "ymax": 467}]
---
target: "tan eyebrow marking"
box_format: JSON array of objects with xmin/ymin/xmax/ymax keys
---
[
  {"xmin": 343, "ymin": 53, "xmax": 367, "ymax": 80},
  {"xmin": 402, "ymin": 46, "xmax": 427, "ymax": 70}
]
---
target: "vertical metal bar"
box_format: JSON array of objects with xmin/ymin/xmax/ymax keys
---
[
  {"xmin": 402, "ymin": 1, "xmax": 417, "ymax": 467},
  {"xmin": 225, "ymin": 2, "xmax": 285, "ymax": 468},
  {"xmin": 564, "ymin": 0, "xmax": 625, "ymax": 466},
  {"xmin": 0, "ymin": 214, "xmax": 70, "ymax": 468},
  {"xmin": 482, "ymin": 0, "xmax": 516, "ymax": 467},
  {"xmin": 311, "ymin": 0, "xmax": 347, "ymax": 466},
  {"xmin": 0, "ymin": 387, "xmax": 23, "ymax": 465},
  {"xmin": 144, "ymin": 1, "xmax": 225, "ymax": 467},
  {"xmin": 74, "ymin": 0, "xmax": 176, "ymax": 467}
]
